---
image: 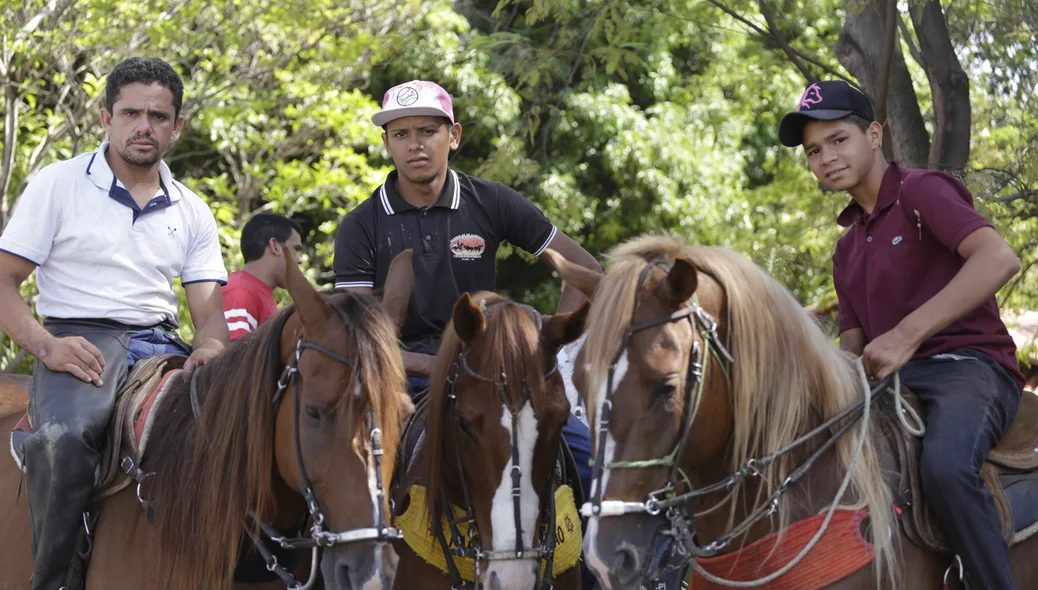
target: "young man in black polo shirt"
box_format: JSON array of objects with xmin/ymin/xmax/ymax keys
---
[{"xmin": 334, "ymin": 78, "xmax": 600, "ymax": 499}]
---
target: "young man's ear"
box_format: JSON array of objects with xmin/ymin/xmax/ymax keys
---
[
  {"xmin": 268, "ymin": 237, "xmax": 282, "ymax": 257},
  {"xmin": 867, "ymin": 121, "xmax": 883, "ymax": 149},
  {"xmin": 449, "ymin": 122, "xmax": 463, "ymax": 151}
]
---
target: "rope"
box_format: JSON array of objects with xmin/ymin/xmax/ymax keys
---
[
  {"xmin": 685, "ymin": 358, "xmax": 877, "ymax": 587},
  {"xmin": 890, "ymin": 371, "xmax": 925, "ymax": 437}
]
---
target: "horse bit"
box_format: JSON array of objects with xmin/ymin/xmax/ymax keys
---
[{"xmin": 434, "ymin": 300, "xmax": 564, "ymax": 590}]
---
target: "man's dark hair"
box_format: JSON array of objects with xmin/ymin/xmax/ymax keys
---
[
  {"xmin": 845, "ymin": 114, "xmax": 873, "ymax": 134},
  {"xmin": 241, "ymin": 213, "xmax": 304, "ymax": 263},
  {"xmin": 105, "ymin": 57, "xmax": 185, "ymax": 118}
]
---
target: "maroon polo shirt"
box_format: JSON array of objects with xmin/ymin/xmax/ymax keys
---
[{"xmin": 832, "ymin": 162, "xmax": 1024, "ymax": 389}]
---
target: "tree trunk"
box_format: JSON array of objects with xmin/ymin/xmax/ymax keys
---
[
  {"xmin": 0, "ymin": 83, "xmax": 19, "ymax": 229},
  {"xmin": 834, "ymin": 0, "xmax": 931, "ymax": 169},
  {"xmin": 909, "ymin": 0, "xmax": 970, "ymax": 173}
]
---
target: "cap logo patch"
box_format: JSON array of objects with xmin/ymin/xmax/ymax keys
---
[
  {"xmin": 396, "ymin": 86, "xmax": 419, "ymax": 106},
  {"xmin": 450, "ymin": 234, "xmax": 486, "ymax": 260},
  {"xmin": 799, "ymin": 83, "xmax": 823, "ymax": 110}
]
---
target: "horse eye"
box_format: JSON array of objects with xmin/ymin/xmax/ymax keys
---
[
  {"xmin": 304, "ymin": 404, "xmax": 322, "ymax": 420},
  {"xmin": 458, "ymin": 418, "xmax": 477, "ymax": 440},
  {"xmin": 653, "ymin": 382, "xmax": 678, "ymax": 399}
]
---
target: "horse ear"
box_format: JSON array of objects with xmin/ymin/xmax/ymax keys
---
[
  {"xmin": 542, "ymin": 301, "xmax": 590, "ymax": 350},
  {"xmin": 664, "ymin": 258, "xmax": 698, "ymax": 309},
  {"xmin": 284, "ymin": 251, "xmax": 334, "ymax": 331},
  {"xmin": 541, "ymin": 248, "xmax": 601, "ymax": 299},
  {"xmin": 381, "ymin": 249, "xmax": 414, "ymax": 328},
  {"xmin": 452, "ymin": 293, "xmax": 486, "ymax": 344}
]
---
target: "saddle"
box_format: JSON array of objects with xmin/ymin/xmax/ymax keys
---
[
  {"xmin": 9, "ymin": 353, "xmax": 186, "ymax": 504},
  {"xmin": 883, "ymin": 389, "xmax": 1038, "ymax": 553}
]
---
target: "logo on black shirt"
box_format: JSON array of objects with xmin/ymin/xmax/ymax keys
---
[{"xmin": 450, "ymin": 234, "xmax": 486, "ymax": 260}]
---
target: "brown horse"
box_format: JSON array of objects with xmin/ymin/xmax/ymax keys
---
[
  {"xmin": 391, "ymin": 292, "xmax": 587, "ymax": 590},
  {"xmin": 0, "ymin": 251, "xmax": 414, "ymax": 590},
  {"xmin": 545, "ymin": 235, "xmax": 1038, "ymax": 590}
]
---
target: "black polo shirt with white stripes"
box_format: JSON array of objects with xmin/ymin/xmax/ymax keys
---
[{"xmin": 333, "ymin": 168, "xmax": 557, "ymax": 355}]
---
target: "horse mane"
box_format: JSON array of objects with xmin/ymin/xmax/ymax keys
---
[
  {"xmin": 420, "ymin": 291, "xmax": 553, "ymax": 526},
  {"xmin": 146, "ymin": 291, "xmax": 409, "ymax": 590},
  {"xmin": 583, "ymin": 234, "xmax": 898, "ymax": 583}
]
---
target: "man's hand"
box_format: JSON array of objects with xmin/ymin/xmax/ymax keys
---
[
  {"xmin": 183, "ymin": 339, "xmax": 224, "ymax": 377},
  {"xmin": 39, "ymin": 335, "xmax": 106, "ymax": 386},
  {"xmin": 862, "ymin": 324, "xmax": 921, "ymax": 380},
  {"xmin": 401, "ymin": 351, "xmax": 435, "ymax": 377}
]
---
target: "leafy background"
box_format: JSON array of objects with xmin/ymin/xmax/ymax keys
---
[{"xmin": 2, "ymin": 0, "xmax": 1035, "ymax": 373}]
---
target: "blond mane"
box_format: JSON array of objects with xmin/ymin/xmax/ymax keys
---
[{"xmin": 582, "ymin": 234, "xmax": 898, "ymax": 583}]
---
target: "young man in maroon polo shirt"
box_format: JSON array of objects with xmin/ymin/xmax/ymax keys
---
[{"xmin": 780, "ymin": 80, "xmax": 1024, "ymax": 589}]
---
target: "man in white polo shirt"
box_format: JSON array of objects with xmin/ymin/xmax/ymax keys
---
[{"xmin": 0, "ymin": 57, "xmax": 229, "ymax": 590}]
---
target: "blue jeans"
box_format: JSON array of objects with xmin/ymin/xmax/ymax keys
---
[
  {"xmin": 901, "ymin": 348, "xmax": 1020, "ymax": 590},
  {"xmin": 126, "ymin": 327, "xmax": 191, "ymax": 368}
]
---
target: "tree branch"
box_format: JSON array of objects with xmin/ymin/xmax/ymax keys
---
[
  {"xmin": 898, "ymin": 14, "xmax": 925, "ymax": 68},
  {"xmin": 705, "ymin": 0, "xmax": 856, "ymax": 85},
  {"xmin": 756, "ymin": 0, "xmax": 814, "ymax": 81},
  {"xmin": 875, "ymin": 0, "xmax": 899, "ymax": 126},
  {"xmin": 0, "ymin": 84, "xmax": 19, "ymax": 228}
]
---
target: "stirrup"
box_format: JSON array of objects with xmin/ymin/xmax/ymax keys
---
[{"xmin": 942, "ymin": 554, "xmax": 964, "ymax": 589}]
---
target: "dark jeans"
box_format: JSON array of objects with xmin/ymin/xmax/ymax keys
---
[
  {"xmin": 901, "ymin": 348, "xmax": 1021, "ymax": 590},
  {"xmin": 24, "ymin": 321, "xmax": 133, "ymax": 590}
]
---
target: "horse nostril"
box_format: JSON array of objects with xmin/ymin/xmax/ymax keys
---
[
  {"xmin": 489, "ymin": 570, "xmax": 502, "ymax": 590},
  {"xmin": 614, "ymin": 546, "xmax": 642, "ymax": 585}
]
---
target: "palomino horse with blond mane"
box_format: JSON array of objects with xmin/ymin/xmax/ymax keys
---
[
  {"xmin": 0, "ymin": 251, "xmax": 415, "ymax": 590},
  {"xmin": 545, "ymin": 235, "xmax": 1038, "ymax": 590},
  {"xmin": 390, "ymin": 292, "xmax": 588, "ymax": 590}
]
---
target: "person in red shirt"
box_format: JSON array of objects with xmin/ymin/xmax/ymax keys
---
[
  {"xmin": 223, "ymin": 212, "xmax": 303, "ymax": 340},
  {"xmin": 780, "ymin": 80, "xmax": 1023, "ymax": 589}
]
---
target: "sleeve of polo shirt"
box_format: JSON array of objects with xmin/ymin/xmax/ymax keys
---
[
  {"xmin": 0, "ymin": 164, "xmax": 62, "ymax": 266},
  {"xmin": 182, "ymin": 204, "xmax": 228, "ymax": 285},
  {"xmin": 904, "ymin": 172, "xmax": 993, "ymax": 254},
  {"xmin": 333, "ymin": 209, "xmax": 376, "ymax": 289},
  {"xmin": 495, "ymin": 185, "xmax": 557, "ymax": 256},
  {"xmin": 833, "ymin": 257, "xmax": 862, "ymax": 333}
]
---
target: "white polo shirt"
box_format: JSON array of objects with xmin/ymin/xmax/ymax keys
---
[{"xmin": 0, "ymin": 143, "xmax": 227, "ymax": 326}]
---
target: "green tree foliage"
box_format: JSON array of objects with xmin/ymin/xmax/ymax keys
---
[{"xmin": 2, "ymin": 0, "xmax": 1036, "ymax": 372}]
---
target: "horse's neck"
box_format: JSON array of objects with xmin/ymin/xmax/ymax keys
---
[{"xmin": 688, "ymin": 415, "xmax": 848, "ymax": 549}]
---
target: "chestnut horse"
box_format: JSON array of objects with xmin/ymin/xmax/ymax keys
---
[
  {"xmin": 391, "ymin": 292, "xmax": 587, "ymax": 590},
  {"xmin": 0, "ymin": 251, "xmax": 414, "ymax": 590},
  {"xmin": 546, "ymin": 235, "xmax": 1038, "ymax": 590}
]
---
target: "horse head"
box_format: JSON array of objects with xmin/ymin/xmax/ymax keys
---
[
  {"xmin": 277, "ymin": 249, "xmax": 414, "ymax": 590},
  {"xmin": 547, "ymin": 242, "xmax": 732, "ymax": 587},
  {"xmin": 419, "ymin": 291, "xmax": 587, "ymax": 590}
]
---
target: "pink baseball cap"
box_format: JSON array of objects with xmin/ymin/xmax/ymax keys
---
[{"xmin": 371, "ymin": 80, "xmax": 455, "ymax": 127}]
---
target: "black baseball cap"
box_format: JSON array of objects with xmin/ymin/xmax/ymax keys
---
[{"xmin": 778, "ymin": 80, "xmax": 876, "ymax": 147}]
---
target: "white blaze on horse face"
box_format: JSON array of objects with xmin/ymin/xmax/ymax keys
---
[
  {"xmin": 485, "ymin": 400, "xmax": 540, "ymax": 590},
  {"xmin": 584, "ymin": 351, "xmax": 628, "ymax": 590}
]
